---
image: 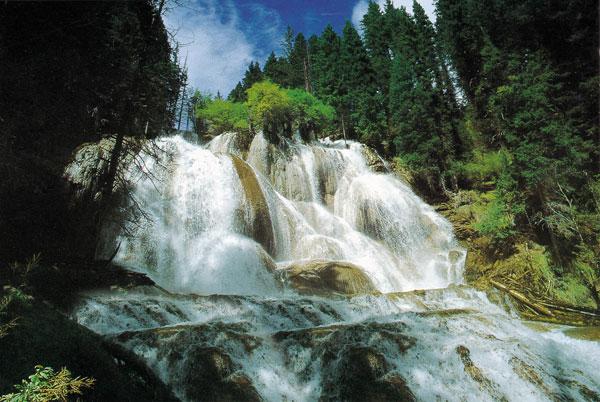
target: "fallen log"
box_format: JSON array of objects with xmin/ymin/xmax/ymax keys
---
[
  {"xmin": 537, "ymin": 301, "xmax": 600, "ymax": 317},
  {"xmin": 490, "ymin": 279, "xmax": 554, "ymax": 317}
]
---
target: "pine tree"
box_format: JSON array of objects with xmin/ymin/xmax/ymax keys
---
[
  {"xmin": 311, "ymin": 25, "xmax": 341, "ymax": 105},
  {"xmin": 288, "ymin": 33, "xmax": 309, "ymax": 89},
  {"xmin": 228, "ymin": 82, "xmax": 245, "ymax": 102},
  {"xmin": 362, "ymin": 1, "xmax": 392, "ymax": 137},
  {"xmin": 339, "ymin": 21, "xmax": 382, "ymax": 144},
  {"xmin": 228, "ymin": 61, "xmax": 263, "ymax": 102},
  {"xmin": 263, "ymin": 52, "xmax": 281, "ymax": 83}
]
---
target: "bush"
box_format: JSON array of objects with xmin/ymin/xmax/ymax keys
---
[
  {"xmin": 554, "ymin": 274, "xmax": 595, "ymax": 309},
  {"xmin": 455, "ymin": 149, "xmax": 509, "ymax": 183},
  {"xmin": 246, "ymin": 81, "xmax": 293, "ymax": 142},
  {"xmin": 492, "ymin": 242, "xmax": 557, "ymax": 295},
  {"xmin": 392, "ymin": 157, "xmax": 414, "ymax": 185},
  {"xmin": 245, "ymin": 81, "xmax": 336, "ymax": 143},
  {"xmin": 472, "ymin": 191, "xmax": 516, "ymax": 242},
  {"xmin": 195, "ymin": 98, "xmax": 249, "ymax": 136},
  {"xmin": 0, "ymin": 366, "xmax": 94, "ymax": 402},
  {"xmin": 286, "ymin": 88, "xmax": 335, "ymax": 140}
]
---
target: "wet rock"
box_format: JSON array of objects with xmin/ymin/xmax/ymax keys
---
[
  {"xmin": 207, "ymin": 132, "xmax": 249, "ymax": 156},
  {"xmin": 283, "ymin": 259, "xmax": 377, "ymax": 296},
  {"xmin": 65, "ymin": 136, "xmax": 144, "ymax": 199},
  {"xmin": 184, "ymin": 347, "xmax": 262, "ymax": 402},
  {"xmin": 116, "ymin": 323, "xmax": 263, "ymax": 401},
  {"xmin": 321, "ymin": 346, "xmax": 415, "ymax": 402},
  {"xmin": 449, "ymin": 249, "xmax": 462, "ymax": 264},
  {"xmin": 361, "ymin": 145, "xmax": 387, "ymax": 173},
  {"xmin": 509, "ymin": 357, "xmax": 559, "ymax": 401},
  {"xmin": 231, "ymin": 155, "xmax": 276, "ymax": 256},
  {"xmin": 456, "ymin": 345, "xmax": 506, "ymax": 400}
]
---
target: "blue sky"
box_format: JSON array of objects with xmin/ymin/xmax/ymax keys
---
[{"xmin": 165, "ymin": 0, "xmax": 435, "ymax": 95}]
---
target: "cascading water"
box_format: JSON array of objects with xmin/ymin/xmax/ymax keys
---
[{"xmin": 67, "ymin": 133, "xmax": 600, "ymax": 401}]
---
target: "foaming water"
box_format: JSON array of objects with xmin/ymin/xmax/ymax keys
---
[
  {"xmin": 67, "ymin": 132, "xmax": 599, "ymax": 401},
  {"xmin": 73, "ymin": 286, "xmax": 600, "ymax": 401}
]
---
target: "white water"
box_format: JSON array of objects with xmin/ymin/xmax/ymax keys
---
[{"xmin": 67, "ymin": 133, "xmax": 600, "ymax": 401}]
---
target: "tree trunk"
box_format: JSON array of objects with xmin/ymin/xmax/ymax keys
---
[
  {"xmin": 303, "ymin": 57, "xmax": 311, "ymax": 93},
  {"xmin": 92, "ymin": 131, "xmax": 125, "ymax": 260},
  {"xmin": 537, "ymin": 184, "xmax": 564, "ymax": 266},
  {"xmin": 586, "ymin": 281, "xmax": 600, "ymax": 313},
  {"xmin": 341, "ymin": 113, "xmax": 347, "ymax": 148}
]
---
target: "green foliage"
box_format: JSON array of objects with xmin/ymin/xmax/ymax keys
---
[
  {"xmin": 5, "ymin": 253, "xmax": 41, "ymax": 288},
  {"xmin": 454, "ymin": 149, "xmax": 509, "ymax": 183},
  {"xmin": 0, "ymin": 294, "xmax": 18, "ymax": 339},
  {"xmin": 0, "ymin": 366, "xmax": 94, "ymax": 402},
  {"xmin": 195, "ymin": 98, "xmax": 249, "ymax": 135},
  {"xmin": 286, "ymin": 88, "xmax": 335, "ymax": 140},
  {"xmin": 492, "ymin": 243, "xmax": 557, "ymax": 295},
  {"xmin": 387, "ymin": 2, "xmax": 464, "ymax": 189},
  {"xmin": 263, "ymin": 52, "xmax": 290, "ymax": 87},
  {"xmin": 392, "ymin": 157, "xmax": 415, "ymax": 185},
  {"xmin": 554, "ymin": 274, "xmax": 595, "ymax": 309},
  {"xmin": 246, "ymin": 81, "xmax": 293, "ymax": 141},
  {"xmin": 244, "ymin": 81, "xmax": 336, "ymax": 142},
  {"xmin": 228, "ymin": 61, "xmax": 264, "ymax": 102},
  {"xmin": 488, "ymin": 52, "xmax": 590, "ymax": 190},
  {"xmin": 472, "ymin": 191, "xmax": 516, "ymax": 242}
]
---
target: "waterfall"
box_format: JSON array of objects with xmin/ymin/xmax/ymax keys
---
[{"xmin": 67, "ymin": 133, "xmax": 600, "ymax": 402}]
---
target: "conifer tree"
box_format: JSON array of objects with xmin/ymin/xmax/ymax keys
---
[
  {"xmin": 311, "ymin": 25, "xmax": 341, "ymax": 105},
  {"xmin": 339, "ymin": 21, "xmax": 381, "ymax": 143},
  {"xmin": 362, "ymin": 1, "xmax": 392, "ymax": 136},
  {"xmin": 228, "ymin": 61, "xmax": 263, "ymax": 102},
  {"xmin": 288, "ymin": 33, "xmax": 309, "ymax": 89}
]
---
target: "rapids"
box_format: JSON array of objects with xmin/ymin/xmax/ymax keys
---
[{"xmin": 68, "ymin": 133, "xmax": 600, "ymax": 401}]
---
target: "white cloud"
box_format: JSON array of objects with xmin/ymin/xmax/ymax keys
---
[
  {"xmin": 351, "ymin": 0, "xmax": 436, "ymax": 28},
  {"xmin": 165, "ymin": 0, "xmax": 283, "ymax": 96}
]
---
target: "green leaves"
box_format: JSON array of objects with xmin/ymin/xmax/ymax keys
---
[
  {"xmin": 245, "ymin": 81, "xmax": 335, "ymax": 142},
  {"xmin": 0, "ymin": 366, "xmax": 94, "ymax": 402},
  {"xmin": 195, "ymin": 98, "xmax": 249, "ymax": 135}
]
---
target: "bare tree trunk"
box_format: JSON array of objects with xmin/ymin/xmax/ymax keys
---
[
  {"xmin": 92, "ymin": 131, "xmax": 125, "ymax": 259},
  {"xmin": 537, "ymin": 185, "xmax": 564, "ymax": 266},
  {"xmin": 341, "ymin": 113, "xmax": 347, "ymax": 148},
  {"xmin": 303, "ymin": 57, "xmax": 311, "ymax": 93},
  {"xmin": 589, "ymin": 284, "xmax": 600, "ymax": 313}
]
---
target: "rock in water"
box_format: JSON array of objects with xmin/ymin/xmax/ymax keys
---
[
  {"xmin": 361, "ymin": 145, "xmax": 387, "ymax": 173},
  {"xmin": 282, "ymin": 259, "xmax": 377, "ymax": 296},
  {"xmin": 231, "ymin": 155, "xmax": 276, "ymax": 256},
  {"xmin": 184, "ymin": 347, "xmax": 262, "ymax": 402},
  {"xmin": 322, "ymin": 346, "xmax": 415, "ymax": 402}
]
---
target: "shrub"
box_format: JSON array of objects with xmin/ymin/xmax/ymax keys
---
[
  {"xmin": 0, "ymin": 366, "xmax": 94, "ymax": 402},
  {"xmin": 246, "ymin": 81, "xmax": 293, "ymax": 142},
  {"xmin": 392, "ymin": 157, "xmax": 414, "ymax": 185},
  {"xmin": 286, "ymin": 88, "xmax": 335, "ymax": 140},
  {"xmin": 472, "ymin": 191, "xmax": 516, "ymax": 242},
  {"xmin": 195, "ymin": 99, "xmax": 249, "ymax": 136},
  {"xmin": 554, "ymin": 274, "xmax": 595, "ymax": 309},
  {"xmin": 452, "ymin": 149, "xmax": 509, "ymax": 183}
]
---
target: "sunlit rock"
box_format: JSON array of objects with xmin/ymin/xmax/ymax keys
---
[{"xmin": 282, "ymin": 259, "xmax": 376, "ymax": 296}]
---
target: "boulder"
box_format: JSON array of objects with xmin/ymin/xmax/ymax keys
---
[
  {"xmin": 361, "ymin": 145, "xmax": 387, "ymax": 173},
  {"xmin": 183, "ymin": 347, "xmax": 262, "ymax": 402},
  {"xmin": 282, "ymin": 260, "xmax": 377, "ymax": 296},
  {"xmin": 322, "ymin": 346, "xmax": 415, "ymax": 401}
]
